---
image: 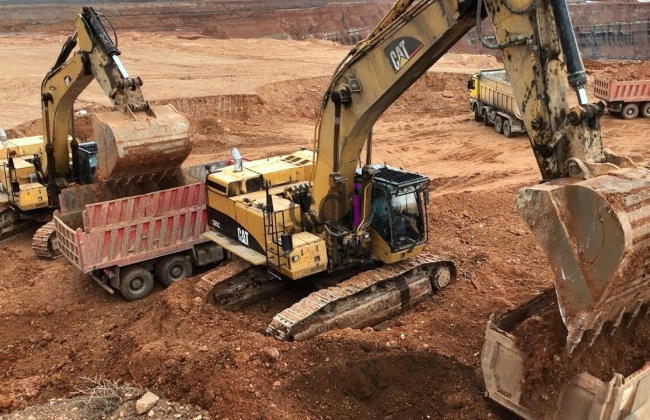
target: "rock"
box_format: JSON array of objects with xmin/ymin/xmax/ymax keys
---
[
  {"xmin": 234, "ymin": 352, "xmax": 251, "ymax": 367},
  {"xmin": 273, "ymin": 381, "xmax": 281, "ymax": 387},
  {"xmin": 193, "ymin": 297, "xmax": 203, "ymax": 305},
  {"xmin": 442, "ymin": 91, "xmax": 454, "ymax": 98},
  {"xmin": 42, "ymin": 332, "xmax": 53, "ymax": 342},
  {"xmin": 148, "ymin": 409, "xmax": 155, "ymax": 417},
  {"xmin": 203, "ymin": 389, "xmax": 216, "ymax": 406},
  {"xmin": 261, "ymin": 347, "xmax": 279, "ymax": 362},
  {"xmin": 136, "ymin": 391, "xmax": 160, "ymax": 414},
  {"xmin": 362, "ymin": 326, "xmax": 374, "ymax": 333}
]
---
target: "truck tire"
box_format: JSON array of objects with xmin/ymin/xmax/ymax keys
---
[
  {"xmin": 502, "ymin": 119, "xmax": 513, "ymax": 138},
  {"xmin": 622, "ymin": 103, "xmax": 639, "ymax": 120},
  {"xmin": 155, "ymin": 255, "xmax": 193, "ymax": 287},
  {"xmin": 483, "ymin": 110, "xmax": 491, "ymax": 126},
  {"xmin": 119, "ymin": 265, "xmax": 154, "ymax": 300},
  {"xmin": 494, "ymin": 116, "xmax": 503, "ymax": 134},
  {"xmin": 474, "ymin": 106, "xmax": 482, "ymax": 122},
  {"xmin": 642, "ymin": 102, "xmax": 650, "ymax": 118}
]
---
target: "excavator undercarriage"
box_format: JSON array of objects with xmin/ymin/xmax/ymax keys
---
[{"xmin": 196, "ymin": 253, "xmax": 454, "ymax": 341}]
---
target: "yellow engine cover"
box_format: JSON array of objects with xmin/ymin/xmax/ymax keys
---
[{"xmin": 15, "ymin": 182, "xmax": 48, "ymax": 211}]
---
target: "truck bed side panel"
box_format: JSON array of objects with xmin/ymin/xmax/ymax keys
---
[
  {"xmin": 478, "ymin": 71, "xmax": 523, "ymax": 121},
  {"xmin": 594, "ymin": 77, "xmax": 650, "ymax": 102},
  {"xmin": 55, "ymin": 182, "xmax": 208, "ymax": 273}
]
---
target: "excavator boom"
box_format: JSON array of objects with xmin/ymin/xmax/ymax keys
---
[{"xmin": 41, "ymin": 6, "xmax": 190, "ymax": 188}]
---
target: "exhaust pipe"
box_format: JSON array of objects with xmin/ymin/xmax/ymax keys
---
[{"xmin": 232, "ymin": 147, "xmax": 243, "ymax": 172}]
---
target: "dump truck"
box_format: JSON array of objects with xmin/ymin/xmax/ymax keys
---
[
  {"xmin": 54, "ymin": 161, "xmax": 227, "ymax": 300},
  {"xmin": 468, "ymin": 69, "xmax": 525, "ymax": 137},
  {"xmin": 593, "ymin": 77, "xmax": 650, "ymax": 119},
  {"xmin": 481, "ymin": 290, "xmax": 650, "ymax": 420},
  {"xmin": 54, "ymin": 182, "xmax": 224, "ymax": 300}
]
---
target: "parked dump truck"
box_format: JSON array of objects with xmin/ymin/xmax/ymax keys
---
[
  {"xmin": 593, "ymin": 77, "xmax": 650, "ymax": 119},
  {"xmin": 468, "ymin": 69, "xmax": 525, "ymax": 137},
  {"xmin": 481, "ymin": 290, "xmax": 650, "ymax": 420},
  {"xmin": 54, "ymin": 181, "xmax": 225, "ymax": 300}
]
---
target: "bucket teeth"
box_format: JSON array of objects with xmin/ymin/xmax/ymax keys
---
[
  {"xmin": 626, "ymin": 302, "xmax": 643, "ymax": 328},
  {"xmin": 566, "ymin": 342, "xmax": 576, "ymax": 355},
  {"xmin": 608, "ymin": 307, "xmax": 627, "ymax": 337},
  {"xmin": 566, "ymin": 327, "xmax": 584, "ymax": 354},
  {"xmin": 587, "ymin": 323, "xmax": 603, "ymax": 347}
]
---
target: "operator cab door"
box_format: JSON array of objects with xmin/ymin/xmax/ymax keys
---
[{"xmin": 369, "ymin": 184, "xmax": 427, "ymax": 262}]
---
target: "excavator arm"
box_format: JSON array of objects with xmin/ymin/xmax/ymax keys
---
[
  {"xmin": 40, "ymin": 6, "xmax": 191, "ymax": 205},
  {"xmin": 309, "ymin": 0, "xmax": 650, "ymax": 351}
]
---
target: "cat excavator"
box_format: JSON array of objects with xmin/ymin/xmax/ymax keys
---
[
  {"xmin": 0, "ymin": 6, "xmax": 191, "ymax": 257},
  {"xmin": 197, "ymin": 0, "xmax": 650, "ymax": 351}
]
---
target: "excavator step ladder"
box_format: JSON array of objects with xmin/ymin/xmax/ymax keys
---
[{"xmin": 263, "ymin": 207, "xmax": 290, "ymax": 279}]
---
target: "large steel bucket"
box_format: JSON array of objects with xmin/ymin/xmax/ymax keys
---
[
  {"xmin": 92, "ymin": 104, "xmax": 191, "ymax": 183},
  {"xmin": 517, "ymin": 167, "xmax": 650, "ymax": 352}
]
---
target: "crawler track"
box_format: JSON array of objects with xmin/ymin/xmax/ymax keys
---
[
  {"xmin": 267, "ymin": 253, "xmax": 454, "ymax": 341},
  {"xmin": 0, "ymin": 204, "xmax": 32, "ymax": 243},
  {"xmin": 32, "ymin": 220, "xmax": 61, "ymax": 259},
  {"xmin": 196, "ymin": 254, "xmax": 455, "ymax": 341}
]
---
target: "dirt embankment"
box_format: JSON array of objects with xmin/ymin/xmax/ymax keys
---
[{"xmin": 0, "ymin": 1, "xmax": 391, "ymax": 44}]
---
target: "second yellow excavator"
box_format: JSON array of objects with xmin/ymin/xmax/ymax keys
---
[
  {"xmin": 195, "ymin": 0, "xmax": 650, "ymax": 351},
  {"xmin": 0, "ymin": 7, "xmax": 191, "ymax": 258}
]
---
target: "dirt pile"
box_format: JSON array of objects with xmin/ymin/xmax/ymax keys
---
[
  {"xmin": 584, "ymin": 59, "xmax": 650, "ymax": 81},
  {"xmin": 0, "ymin": 183, "xmax": 552, "ymax": 419},
  {"xmin": 510, "ymin": 291, "xmax": 650, "ymax": 418}
]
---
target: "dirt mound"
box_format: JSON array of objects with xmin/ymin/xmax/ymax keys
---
[
  {"xmin": 289, "ymin": 353, "xmax": 489, "ymax": 419},
  {"xmin": 513, "ymin": 292, "xmax": 650, "ymax": 418},
  {"xmin": 0, "ymin": 1, "xmax": 390, "ymax": 44},
  {"xmin": 584, "ymin": 59, "xmax": 650, "ymax": 81}
]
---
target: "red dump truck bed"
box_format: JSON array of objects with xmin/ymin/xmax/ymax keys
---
[
  {"xmin": 54, "ymin": 182, "xmax": 208, "ymax": 273},
  {"xmin": 593, "ymin": 78, "xmax": 650, "ymax": 119},
  {"xmin": 594, "ymin": 78, "xmax": 650, "ymax": 103}
]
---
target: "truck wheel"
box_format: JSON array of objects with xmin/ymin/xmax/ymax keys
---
[
  {"xmin": 622, "ymin": 103, "xmax": 639, "ymax": 120},
  {"xmin": 483, "ymin": 110, "xmax": 491, "ymax": 126},
  {"xmin": 494, "ymin": 116, "xmax": 503, "ymax": 134},
  {"xmin": 642, "ymin": 102, "xmax": 650, "ymax": 118},
  {"xmin": 155, "ymin": 255, "xmax": 193, "ymax": 287},
  {"xmin": 502, "ymin": 120, "xmax": 513, "ymax": 138},
  {"xmin": 119, "ymin": 265, "xmax": 154, "ymax": 300},
  {"xmin": 474, "ymin": 106, "xmax": 482, "ymax": 122}
]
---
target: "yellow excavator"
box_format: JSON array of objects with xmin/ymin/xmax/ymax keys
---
[
  {"xmin": 0, "ymin": 6, "xmax": 191, "ymax": 258},
  {"xmin": 197, "ymin": 0, "xmax": 650, "ymax": 351}
]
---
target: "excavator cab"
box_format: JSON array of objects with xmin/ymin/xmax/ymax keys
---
[{"xmin": 366, "ymin": 167, "xmax": 429, "ymax": 262}]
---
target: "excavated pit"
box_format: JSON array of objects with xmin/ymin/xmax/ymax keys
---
[{"xmin": 1, "ymin": 3, "xmax": 650, "ymax": 417}]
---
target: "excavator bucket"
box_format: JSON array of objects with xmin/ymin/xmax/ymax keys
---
[
  {"xmin": 517, "ymin": 166, "xmax": 650, "ymax": 352},
  {"xmin": 92, "ymin": 104, "xmax": 191, "ymax": 183}
]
